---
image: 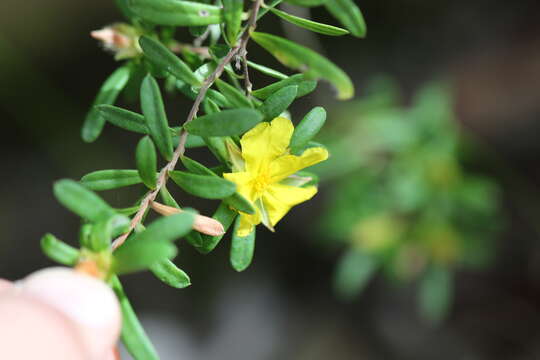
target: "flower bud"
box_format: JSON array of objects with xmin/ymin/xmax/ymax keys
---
[
  {"xmin": 91, "ymin": 23, "xmax": 142, "ymax": 60},
  {"xmin": 151, "ymin": 201, "xmax": 225, "ymax": 236}
]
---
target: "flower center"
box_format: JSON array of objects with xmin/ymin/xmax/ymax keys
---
[{"xmin": 253, "ymin": 171, "xmax": 271, "ymax": 194}]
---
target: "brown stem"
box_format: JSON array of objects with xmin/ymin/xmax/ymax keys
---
[{"xmin": 112, "ymin": 0, "xmax": 264, "ymax": 250}]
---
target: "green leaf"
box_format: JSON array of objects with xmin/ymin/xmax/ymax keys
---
[
  {"xmin": 252, "ymin": 74, "xmax": 317, "ymax": 99},
  {"xmin": 251, "ymin": 32, "xmax": 354, "ymax": 100},
  {"xmin": 150, "ymin": 259, "xmax": 191, "ymax": 288},
  {"xmin": 325, "ymin": 0, "xmax": 366, "ymax": 38},
  {"xmin": 128, "ymin": 0, "xmax": 222, "ymax": 26},
  {"xmin": 419, "ymin": 266, "xmax": 453, "ymax": 325},
  {"xmin": 230, "ymin": 218, "xmax": 256, "ymax": 271},
  {"xmin": 215, "ymin": 79, "xmax": 253, "ymax": 108},
  {"xmin": 180, "ymin": 155, "xmax": 214, "ymax": 175},
  {"xmin": 180, "ymin": 156, "xmax": 255, "ymax": 214},
  {"xmin": 247, "ymin": 61, "xmax": 288, "ymax": 79},
  {"xmin": 54, "ymin": 179, "xmax": 116, "ymax": 222},
  {"xmin": 139, "ymin": 36, "xmax": 201, "ymax": 86},
  {"xmin": 89, "ymin": 214, "xmax": 130, "ymax": 251},
  {"xmin": 185, "ymin": 134, "xmax": 206, "ymax": 148},
  {"xmin": 96, "ymin": 105, "xmax": 148, "ymax": 134},
  {"xmin": 169, "ymin": 170, "xmax": 236, "ymax": 199},
  {"xmin": 41, "ymin": 234, "xmax": 80, "ymax": 266},
  {"xmin": 223, "ymin": 0, "xmax": 243, "ymax": 45},
  {"xmin": 290, "ymin": 106, "xmax": 326, "ymax": 153},
  {"xmin": 81, "ymin": 170, "xmax": 142, "ymax": 191},
  {"xmin": 184, "ymin": 108, "xmax": 264, "ymax": 136},
  {"xmin": 269, "ymin": 8, "xmax": 349, "ymax": 36},
  {"xmin": 82, "ymin": 66, "xmax": 131, "ymax": 142},
  {"xmin": 111, "ymin": 277, "xmax": 159, "ymax": 360},
  {"xmin": 258, "ymin": 85, "xmax": 298, "ymax": 120},
  {"xmin": 200, "ymin": 202, "xmax": 237, "ymax": 253},
  {"xmin": 285, "ymin": 0, "xmax": 326, "ymax": 6},
  {"xmin": 140, "ymin": 74, "xmax": 174, "ymax": 160},
  {"xmin": 334, "ymin": 249, "xmax": 377, "ymax": 300},
  {"xmin": 136, "ymin": 136, "xmax": 158, "ymax": 189},
  {"xmin": 223, "ymin": 193, "xmax": 255, "ymax": 215},
  {"xmin": 113, "ymin": 212, "xmax": 195, "ymax": 274}
]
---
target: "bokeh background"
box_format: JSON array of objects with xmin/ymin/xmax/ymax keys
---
[{"xmin": 2, "ymin": 0, "xmax": 540, "ymax": 359}]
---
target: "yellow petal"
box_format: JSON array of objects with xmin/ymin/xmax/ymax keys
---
[
  {"xmin": 223, "ymin": 171, "xmax": 257, "ymax": 202},
  {"xmin": 262, "ymin": 184, "xmax": 318, "ymax": 226},
  {"xmin": 237, "ymin": 211, "xmax": 261, "ymax": 237},
  {"xmin": 240, "ymin": 117, "xmax": 294, "ymax": 174},
  {"xmin": 269, "ymin": 147, "xmax": 329, "ymax": 183}
]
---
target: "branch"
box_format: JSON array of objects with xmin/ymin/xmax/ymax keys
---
[{"xmin": 112, "ymin": 0, "xmax": 264, "ymax": 250}]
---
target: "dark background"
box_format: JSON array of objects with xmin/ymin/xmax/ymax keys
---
[{"xmin": 1, "ymin": 0, "xmax": 540, "ymax": 359}]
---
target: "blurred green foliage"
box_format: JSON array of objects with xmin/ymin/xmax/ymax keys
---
[{"xmin": 315, "ymin": 78, "xmax": 501, "ymax": 323}]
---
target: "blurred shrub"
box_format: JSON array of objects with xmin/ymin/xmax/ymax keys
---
[{"xmin": 314, "ymin": 78, "xmax": 501, "ymax": 323}]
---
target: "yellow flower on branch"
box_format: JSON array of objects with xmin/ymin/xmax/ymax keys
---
[{"xmin": 224, "ymin": 117, "xmax": 329, "ymax": 236}]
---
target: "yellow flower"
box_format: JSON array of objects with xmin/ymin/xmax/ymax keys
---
[{"xmin": 224, "ymin": 117, "xmax": 329, "ymax": 236}]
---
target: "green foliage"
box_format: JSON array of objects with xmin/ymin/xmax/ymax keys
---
[
  {"xmin": 41, "ymin": 234, "xmax": 80, "ymax": 266},
  {"xmin": 82, "ymin": 66, "xmax": 131, "ymax": 142},
  {"xmin": 251, "ymin": 32, "xmax": 354, "ymax": 100},
  {"xmin": 127, "ymin": 0, "xmax": 222, "ymax": 26},
  {"xmin": 140, "ymin": 75, "xmax": 174, "ymax": 160},
  {"xmin": 44, "ymin": 0, "xmax": 368, "ymax": 357},
  {"xmin": 318, "ymin": 80, "xmax": 501, "ymax": 319},
  {"xmin": 81, "ymin": 170, "xmax": 142, "ymax": 191},
  {"xmin": 185, "ymin": 108, "xmax": 264, "ymax": 136},
  {"xmin": 258, "ymin": 85, "xmax": 298, "ymax": 120},
  {"xmin": 230, "ymin": 217, "xmax": 256, "ymax": 272},
  {"xmin": 269, "ymin": 7, "xmax": 349, "ymax": 36},
  {"xmin": 136, "ymin": 136, "xmax": 158, "ymax": 189}
]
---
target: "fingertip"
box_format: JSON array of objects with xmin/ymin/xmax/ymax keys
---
[
  {"xmin": 0, "ymin": 279, "xmax": 12, "ymax": 292},
  {"xmin": 21, "ymin": 267, "xmax": 121, "ymax": 359}
]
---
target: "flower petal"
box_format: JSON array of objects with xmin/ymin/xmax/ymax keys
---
[
  {"xmin": 223, "ymin": 171, "xmax": 256, "ymax": 201},
  {"xmin": 269, "ymin": 147, "xmax": 329, "ymax": 183},
  {"xmin": 237, "ymin": 211, "xmax": 261, "ymax": 237},
  {"xmin": 263, "ymin": 184, "xmax": 318, "ymax": 226},
  {"xmin": 240, "ymin": 117, "xmax": 294, "ymax": 173}
]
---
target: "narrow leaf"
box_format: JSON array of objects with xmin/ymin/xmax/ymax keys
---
[
  {"xmin": 290, "ymin": 106, "xmax": 326, "ymax": 153},
  {"xmin": 247, "ymin": 61, "xmax": 288, "ymax": 79},
  {"xmin": 169, "ymin": 170, "xmax": 236, "ymax": 199},
  {"xmin": 139, "ymin": 36, "xmax": 201, "ymax": 86},
  {"xmin": 230, "ymin": 218, "xmax": 256, "ymax": 271},
  {"xmin": 251, "ymin": 32, "xmax": 354, "ymax": 100},
  {"xmin": 136, "ymin": 136, "xmax": 158, "ymax": 189},
  {"xmin": 200, "ymin": 202, "xmax": 238, "ymax": 253},
  {"xmin": 334, "ymin": 249, "xmax": 377, "ymax": 300},
  {"xmin": 285, "ymin": 0, "xmax": 326, "ymax": 6},
  {"xmin": 81, "ymin": 170, "xmax": 142, "ymax": 191},
  {"xmin": 82, "ymin": 66, "xmax": 130, "ymax": 142},
  {"xmin": 89, "ymin": 214, "xmax": 130, "ymax": 251},
  {"xmin": 97, "ymin": 105, "xmax": 148, "ymax": 134},
  {"xmin": 141, "ymin": 74, "xmax": 174, "ymax": 160},
  {"xmin": 270, "ymin": 8, "xmax": 349, "ymax": 36},
  {"xmin": 113, "ymin": 212, "xmax": 195, "ymax": 273},
  {"xmin": 150, "ymin": 259, "xmax": 191, "ymax": 288},
  {"xmin": 258, "ymin": 85, "xmax": 298, "ymax": 120},
  {"xmin": 325, "ymin": 0, "xmax": 366, "ymax": 38},
  {"xmin": 180, "ymin": 156, "xmax": 255, "ymax": 214},
  {"xmin": 252, "ymin": 74, "xmax": 317, "ymax": 99},
  {"xmin": 41, "ymin": 234, "xmax": 80, "ymax": 266},
  {"xmin": 128, "ymin": 0, "xmax": 222, "ymax": 26},
  {"xmin": 223, "ymin": 0, "xmax": 243, "ymax": 45},
  {"xmin": 185, "ymin": 108, "xmax": 264, "ymax": 136},
  {"xmin": 215, "ymin": 79, "xmax": 253, "ymax": 108},
  {"xmin": 111, "ymin": 277, "xmax": 159, "ymax": 360},
  {"xmin": 54, "ymin": 179, "xmax": 116, "ymax": 222}
]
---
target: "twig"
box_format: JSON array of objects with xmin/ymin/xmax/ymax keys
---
[{"xmin": 112, "ymin": 0, "xmax": 264, "ymax": 250}]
